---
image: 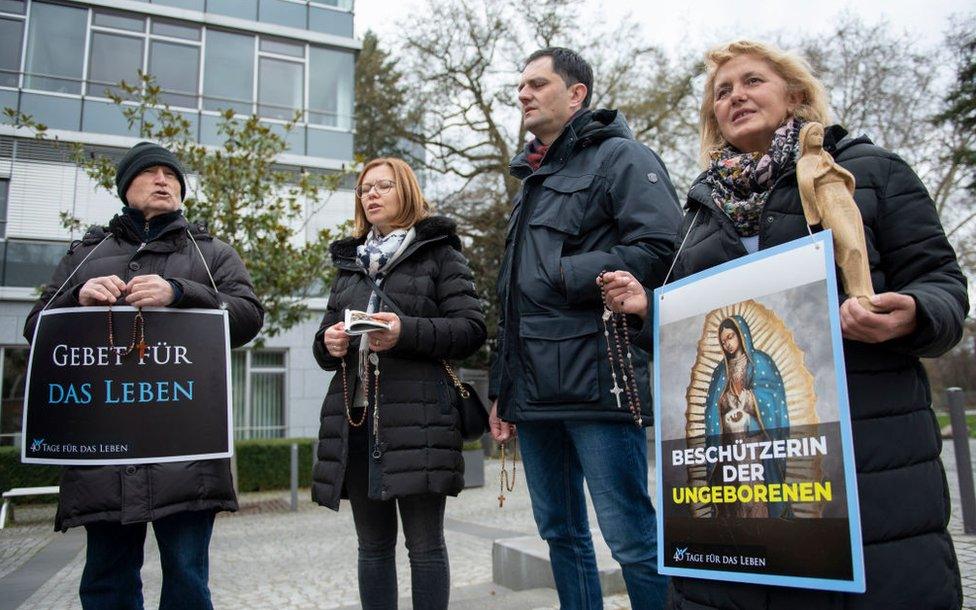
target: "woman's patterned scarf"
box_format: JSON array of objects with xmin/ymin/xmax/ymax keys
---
[
  {"xmin": 703, "ymin": 117, "xmax": 805, "ymax": 237},
  {"xmin": 356, "ymin": 228, "xmax": 408, "ymax": 277},
  {"xmin": 355, "ymin": 227, "xmax": 411, "ymax": 312}
]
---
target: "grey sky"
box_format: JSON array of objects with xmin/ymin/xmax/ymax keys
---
[{"xmin": 355, "ymin": 0, "xmax": 969, "ymax": 50}]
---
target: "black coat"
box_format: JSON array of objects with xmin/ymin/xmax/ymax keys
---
[
  {"xmin": 490, "ymin": 108, "xmax": 683, "ymax": 425},
  {"xmin": 666, "ymin": 127, "xmax": 967, "ymax": 610},
  {"xmin": 24, "ymin": 212, "xmax": 264, "ymax": 531},
  {"xmin": 311, "ymin": 216, "xmax": 486, "ymax": 510}
]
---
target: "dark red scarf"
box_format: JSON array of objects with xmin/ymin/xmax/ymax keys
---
[{"xmin": 526, "ymin": 139, "xmax": 550, "ymax": 171}]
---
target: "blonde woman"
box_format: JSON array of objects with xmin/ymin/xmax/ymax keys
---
[
  {"xmin": 311, "ymin": 158, "xmax": 486, "ymax": 609},
  {"xmin": 603, "ymin": 41, "xmax": 966, "ymax": 609}
]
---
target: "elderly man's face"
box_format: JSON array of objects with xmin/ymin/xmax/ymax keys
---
[{"xmin": 126, "ymin": 165, "xmax": 181, "ymax": 218}]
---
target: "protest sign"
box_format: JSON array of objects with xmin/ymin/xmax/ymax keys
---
[
  {"xmin": 654, "ymin": 231, "xmax": 864, "ymax": 592},
  {"xmin": 22, "ymin": 306, "xmax": 231, "ymax": 466}
]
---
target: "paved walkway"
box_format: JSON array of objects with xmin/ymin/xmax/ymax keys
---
[{"xmin": 1, "ymin": 440, "xmax": 974, "ymax": 609}]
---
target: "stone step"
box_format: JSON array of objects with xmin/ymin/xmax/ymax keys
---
[
  {"xmin": 333, "ymin": 583, "xmax": 559, "ymax": 610},
  {"xmin": 492, "ymin": 530, "xmax": 625, "ymax": 595}
]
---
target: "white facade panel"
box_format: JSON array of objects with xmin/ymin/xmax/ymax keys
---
[
  {"xmin": 73, "ymin": 172, "xmax": 126, "ymax": 232},
  {"xmin": 7, "ymin": 160, "xmax": 77, "ymax": 240},
  {"xmin": 306, "ymin": 188, "xmax": 355, "ymax": 241}
]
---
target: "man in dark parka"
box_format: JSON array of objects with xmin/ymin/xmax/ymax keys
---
[
  {"xmin": 24, "ymin": 142, "xmax": 263, "ymax": 610},
  {"xmin": 488, "ymin": 47, "xmax": 683, "ymax": 609}
]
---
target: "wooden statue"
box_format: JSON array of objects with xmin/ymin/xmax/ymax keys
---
[{"xmin": 797, "ymin": 122, "xmax": 879, "ymax": 312}]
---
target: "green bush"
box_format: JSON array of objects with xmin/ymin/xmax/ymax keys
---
[
  {"xmin": 235, "ymin": 437, "xmax": 315, "ymax": 492},
  {"xmin": 0, "ymin": 446, "xmax": 61, "ymax": 491},
  {"xmin": 0, "ymin": 439, "xmax": 318, "ymax": 496}
]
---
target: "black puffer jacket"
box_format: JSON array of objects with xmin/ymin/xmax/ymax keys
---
[
  {"xmin": 311, "ymin": 216, "xmax": 486, "ymax": 510},
  {"xmin": 667, "ymin": 127, "xmax": 967, "ymax": 609},
  {"xmin": 24, "ymin": 211, "xmax": 264, "ymax": 531}
]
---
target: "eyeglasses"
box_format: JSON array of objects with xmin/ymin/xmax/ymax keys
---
[{"xmin": 355, "ymin": 179, "xmax": 395, "ymax": 198}]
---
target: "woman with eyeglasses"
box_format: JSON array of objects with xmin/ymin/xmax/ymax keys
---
[{"xmin": 311, "ymin": 158, "xmax": 486, "ymax": 610}]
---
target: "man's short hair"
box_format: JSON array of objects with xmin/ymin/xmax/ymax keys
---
[{"xmin": 524, "ymin": 47, "xmax": 593, "ymax": 108}]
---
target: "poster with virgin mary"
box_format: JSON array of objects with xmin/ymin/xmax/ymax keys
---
[
  {"xmin": 654, "ymin": 231, "xmax": 864, "ymax": 592},
  {"xmin": 704, "ymin": 313, "xmax": 792, "ymax": 519}
]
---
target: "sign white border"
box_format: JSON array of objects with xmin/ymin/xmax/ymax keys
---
[
  {"xmin": 653, "ymin": 232, "xmax": 865, "ymax": 593},
  {"xmin": 21, "ymin": 306, "xmax": 234, "ymax": 466}
]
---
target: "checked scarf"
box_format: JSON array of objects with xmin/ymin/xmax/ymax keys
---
[
  {"xmin": 355, "ymin": 227, "xmax": 412, "ymax": 313},
  {"xmin": 704, "ymin": 117, "xmax": 805, "ymax": 237}
]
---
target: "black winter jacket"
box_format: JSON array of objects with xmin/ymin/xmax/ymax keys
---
[
  {"xmin": 311, "ymin": 216, "xmax": 486, "ymax": 510},
  {"xmin": 490, "ymin": 109, "xmax": 683, "ymax": 425},
  {"xmin": 24, "ymin": 211, "xmax": 264, "ymax": 531},
  {"xmin": 666, "ymin": 127, "xmax": 967, "ymax": 610}
]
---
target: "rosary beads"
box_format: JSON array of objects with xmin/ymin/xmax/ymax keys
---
[
  {"xmin": 597, "ymin": 272, "xmax": 643, "ymax": 427},
  {"xmin": 107, "ymin": 306, "xmax": 147, "ymax": 359}
]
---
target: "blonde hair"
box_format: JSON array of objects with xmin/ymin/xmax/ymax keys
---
[
  {"xmin": 353, "ymin": 158, "xmax": 431, "ymax": 238},
  {"xmin": 699, "ymin": 40, "xmax": 831, "ymax": 167}
]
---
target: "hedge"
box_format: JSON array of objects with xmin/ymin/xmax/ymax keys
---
[
  {"xmin": 235, "ymin": 437, "xmax": 315, "ymax": 492},
  {"xmin": 0, "ymin": 446, "xmax": 60, "ymax": 491},
  {"xmin": 0, "ymin": 438, "xmax": 318, "ymax": 497}
]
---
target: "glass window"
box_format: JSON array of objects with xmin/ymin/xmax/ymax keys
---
[
  {"xmin": 0, "ymin": 347, "xmax": 28, "ymax": 446},
  {"xmin": 252, "ymin": 351, "xmax": 284, "ymax": 367},
  {"xmin": 151, "ymin": 18, "xmax": 201, "ymax": 41},
  {"xmin": 151, "ymin": 0, "xmax": 204, "ymax": 10},
  {"xmin": 17, "ymin": 91, "xmax": 81, "ymax": 130},
  {"xmin": 260, "ymin": 36, "xmax": 304, "ymax": 58},
  {"xmin": 258, "ymin": 0, "xmax": 306, "ymax": 29},
  {"xmin": 309, "ymin": 47, "xmax": 353, "ymax": 129},
  {"xmin": 231, "ymin": 350, "xmax": 286, "ymax": 440},
  {"xmin": 250, "ymin": 372, "xmax": 284, "ymax": 438},
  {"xmin": 93, "ymin": 10, "xmax": 145, "ymax": 32},
  {"xmin": 203, "ymin": 30, "xmax": 253, "ymax": 114},
  {"xmin": 258, "ymin": 57, "xmax": 303, "ymax": 120},
  {"xmin": 232, "ymin": 351, "xmax": 246, "ymax": 439},
  {"xmin": 0, "ymin": 18, "xmax": 22, "ymax": 88},
  {"xmin": 87, "ymin": 32, "xmax": 144, "ymax": 99},
  {"xmin": 149, "ymin": 40, "xmax": 200, "ymax": 108},
  {"xmin": 308, "ymin": 5, "xmax": 353, "ymax": 37},
  {"xmin": 0, "ymin": 179, "xmax": 7, "ymax": 238},
  {"xmin": 2, "ymin": 240, "xmax": 68, "ymax": 287},
  {"xmin": 206, "ymin": 0, "xmax": 256, "ymax": 20},
  {"xmin": 0, "ymin": 0, "xmax": 26, "ymax": 15},
  {"xmin": 24, "ymin": 2, "xmax": 88, "ymax": 93}
]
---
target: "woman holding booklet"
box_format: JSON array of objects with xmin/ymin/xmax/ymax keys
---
[
  {"xmin": 602, "ymin": 40, "xmax": 967, "ymax": 609},
  {"xmin": 311, "ymin": 157, "xmax": 486, "ymax": 610}
]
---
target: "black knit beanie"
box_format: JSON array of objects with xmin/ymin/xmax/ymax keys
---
[{"xmin": 115, "ymin": 142, "xmax": 187, "ymax": 204}]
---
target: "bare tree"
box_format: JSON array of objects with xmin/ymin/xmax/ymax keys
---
[
  {"xmin": 393, "ymin": 0, "xmax": 700, "ymax": 359},
  {"xmin": 798, "ymin": 15, "xmax": 976, "ymax": 260}
]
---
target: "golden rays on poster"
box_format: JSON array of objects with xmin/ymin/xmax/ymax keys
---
[{"xmin": 683, "ymin": 299, "xmax": 824, "ymax": 518}]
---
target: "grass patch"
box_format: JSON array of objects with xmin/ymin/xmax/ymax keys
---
[{"xmin": 935, "ymin": 413, "xmax": 976, "ymax": 438}]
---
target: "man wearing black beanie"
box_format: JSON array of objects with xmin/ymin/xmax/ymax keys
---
[{"xmin": 23, "ymin": 141, "xmax": 264, "ymax": 610}]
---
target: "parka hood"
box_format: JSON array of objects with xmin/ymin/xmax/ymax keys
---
[
  {"xmin": 510, "ymin": 108, "xmax": 635, "ymax": 177},
  {"xmin": 329, "ymin": 215, "xmax": 462, "ymax": 266}
]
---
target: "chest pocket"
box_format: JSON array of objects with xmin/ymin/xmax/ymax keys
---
[{"xmin": 528, "ymin": 174, "xmax": 594, "ymax": 235}]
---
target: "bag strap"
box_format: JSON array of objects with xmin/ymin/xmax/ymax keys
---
[
  {"xmin": 441, "ymin": 359, "xmax": 471, "ymax": 398},
  {"xmin": 361, "ymin": 272, "xmax": 405, "ymax": 317},
  {"xmin": 361, "ymin": 271, "xmax": 466, "ymax": 395}
]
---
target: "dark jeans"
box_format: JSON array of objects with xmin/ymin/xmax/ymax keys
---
[
  {"xmin": 518, "ymin": 420, "xmax": 667, "ymax": 610},
  {"xmin": 346, "ymin": 424, "xmax": 450, "ymax": 610},
  {"xmin": 80, "ymin": 509, "xmax": 216, "ymax": 610}
]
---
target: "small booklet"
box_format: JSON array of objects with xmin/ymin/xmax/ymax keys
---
[{"xmin": 343, "ymin": 309, "xmax": 393, "ymax": 335}]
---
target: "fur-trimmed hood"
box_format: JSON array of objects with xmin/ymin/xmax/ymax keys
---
[{"xmin": 329, "ymin": 215, "xmax": 462, "ymax": 267}]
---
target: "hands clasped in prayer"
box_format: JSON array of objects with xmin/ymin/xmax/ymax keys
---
[{"xmin": 78, "ymin": 274, "xmax": 174, "ymax": 308}]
